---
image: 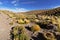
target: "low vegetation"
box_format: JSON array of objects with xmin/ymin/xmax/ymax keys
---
[
  {"xmin": 1, "ymin": 7, "xmax": 60, "ymax": 40},
  {"xmin": 31, "ymin": 24, "xmax": 41, "ymax": 32},
  {"xmin": 10, "ymin": 26, "xmax": 30, "ymax": 40}
]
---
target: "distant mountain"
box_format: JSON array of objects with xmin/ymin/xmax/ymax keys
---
[{"xmin": 18, "ymin": 7, "xmax": 60, "ymax": 16}]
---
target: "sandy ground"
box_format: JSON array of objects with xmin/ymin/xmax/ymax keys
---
[{"xmin": 0, "ymin": 13, "xmax": 11, "ymax": 40}]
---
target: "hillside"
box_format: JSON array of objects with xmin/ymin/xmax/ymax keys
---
[
  {"xmin": 18, "ymin": 7, "xmax": 60, "ymax": 16},
  {"xmin": 0, "ymin": 7, "xmax": 60, "ymax": 40}
]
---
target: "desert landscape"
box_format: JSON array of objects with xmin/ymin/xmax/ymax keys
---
[{"xmin": 0, "ymin": 7, "xmax": 60, "ymax": 40}]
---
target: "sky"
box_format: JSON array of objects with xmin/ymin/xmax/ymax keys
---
[{"xmin": 0, "ymin": 0, "xmax": 60, "ymax": 12}]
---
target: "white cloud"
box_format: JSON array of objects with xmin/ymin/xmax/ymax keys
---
[
  {"xmin": 0, "ymin": 1, "xmax": 3, "ymax": 5},
  {"xmin": 53, "ymin": 5, "xmax": 60, "ymax": 8},
  {"xmin": 11, "ymin": 0, "xmax": 16, "ymax": 4},
  {"xmin": 0, "ymin": 8, "xmax": 29, "ymax": 12},
  {"xmin": 15, "ymin": 8, "xmax": 29, "ymax": 12},
  {"xmin": 11, "ymin": 0, "xmax": 18, "ymax": 6}
]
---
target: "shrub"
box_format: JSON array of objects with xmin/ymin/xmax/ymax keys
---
[
  {"xmin": 34, "ymin": 19, "xmax": 39, "ymax": 22},
  {"xmin": 24, "ymin": 19, "xmax": 30, "ymax": 24},
  {"xmin": 18, "ymin": 14, "xmax": 26, "ymax": 19},
  {"xmin": 10, "ymin": 26, "xmax": 30, "ymax": 40},
  {"xmin": 13, "ymin": 26, "xmax": 18, "ymax": 35},
  {"xmin": 17, "ymin": 26, "xmax": 30, "ymax": 40},
  {"xmin": 31, "ymin": 24, "xmax": 41, "ymax": 32},
  {"xmin": 9, "ymin": 22, "xmax": 13, "ymax": 25},
  {"xmin": 44, "ymin": 32, "xmax": 56, "ymax": 40},
  {"xmin": 56, "ymin": 18, "xmax": 60, "ymax": 32},
  {"xmin": 8, "ymin": 14, "xmax": 14, "ymax": 18},
  {"xmin": 19, "ymin": 32, "xmax": 30, "ymax": 40},
  {"xmin": 17, "ymin": 19, "xmax": 25, "ymax": 24}
]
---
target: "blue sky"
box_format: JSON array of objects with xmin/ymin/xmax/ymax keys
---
[{"xmin": 0, "ymin": 0, "xmax": 60, "ymax": 12}]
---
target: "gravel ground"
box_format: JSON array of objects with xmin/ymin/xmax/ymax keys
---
[{"xmin": 0, "ymin": 13, "xmax": 12, "ymax": 40}]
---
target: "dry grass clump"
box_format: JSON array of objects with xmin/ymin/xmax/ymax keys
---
[
  {"xmin": 17, "ymin": 14, "xmax": 26, "ymax": 19},
  {"xmin": 17, "ymin": 18, "xmax": 31, "ymax": 24},
  {"xmin": 34, "ymin": 19, "xmax": 39, "ymax": 23},
  {"xmin": 24, "ymin": 19, "xmax": 30, "ymax": 24},
  {"xmin": 56, "ymin": 17, "xmax": 60, "ymax": 32},
  {"xmin": 10, "ymin": 26, "xmax": 30, "ymax": 40},
  {"xmin": 9, "ymin": 22, "xmax": 14, "ymax": 25},
  {"xmin": 31, "ymin": 24, "xmax": 41, "ymax": 32},
  {"xmin": 8, "ymin": 13, "xmax": 15, "ymax": 18},
  {"xmin": 26, "ymin": 14, "xmax": 37, "ymax": 19},
  {"xmin": 51, "ymin": 16, "xmax": 57, "ymax": 24},
  {"xmin": 44, "ymin": 32, "xmax": 56, "ymax": 40},
  {"xmin": 17, "ymin": 19, "xmax": 25, "ymax": 24}
]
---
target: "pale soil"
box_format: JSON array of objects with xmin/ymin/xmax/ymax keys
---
[{"xmin": 0, "ymin": 12, "xmax": 12, "ymax": 40}]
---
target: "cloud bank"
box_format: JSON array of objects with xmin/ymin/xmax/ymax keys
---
[{"xmin": 0, "ymin": 8, "xmax": 29, "ymax": 12}]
